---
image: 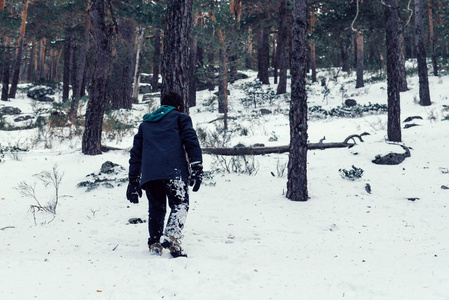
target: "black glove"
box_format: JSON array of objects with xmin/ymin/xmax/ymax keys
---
[
  {"xmin": 189, "ymin": 162, "xmax": 203, "ymax": 192},
  {"xmin": 126, "ymin": 176, "xmax": 142, "ymax": 204}
]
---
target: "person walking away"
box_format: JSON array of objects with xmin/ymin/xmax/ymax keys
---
[{"xmin": 127, "ymin": 92, "xmax": 203, "ymax": 257}]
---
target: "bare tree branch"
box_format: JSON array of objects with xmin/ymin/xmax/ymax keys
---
[{"xmin": 202, "ymin": 133, "xmax": 370, "ymax": 156}]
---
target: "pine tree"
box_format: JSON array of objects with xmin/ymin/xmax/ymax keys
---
[
  {"xmin": 161, "ymin": 0, "xmax": 193, "ymax": 113},
  {"xmin": 276, "ymin": 0, "xmax": 287, "ymax": 95},
  {"xmin": 82, "ymin": 0, "xmax": 112, "ymax": 155},
  {"xmin": 385, "ymin": 0, "xmax": 402, "ymax": 142},
  {"xmin": 415, "ymin": 0, "xmax": 431, "ymax": 106},
  {"xmin": 286, "ymin": 0, "xmax": 308, "ymax": 202}
]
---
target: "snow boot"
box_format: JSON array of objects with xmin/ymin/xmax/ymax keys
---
[
  {"xmin": 160, "ymin": 235, "xmax": 187, "ymax": 258},
  {"xmin": 149, "ymin": 243, "xmax": 163, "ymax": 256}
]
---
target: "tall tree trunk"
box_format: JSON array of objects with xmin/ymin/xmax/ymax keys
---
[
  {"xmin": 340, "ymin": 38, "xmax": 350, "ymax": 72},
  {"xmin": 63, "ymin": 32, "xmax": 72, "ymax": 101},
  {"xmin": 218, "ymin": 30, "xmax": 228, "ymax": 121},
  {"xmin": 258, "ymin": 27, "xmax": 270, "ymax": 84},
  {"xmin": 152, "ymin": 29, "xmax": 161, "ymax": 92},
  {"xmin": 70, "ymin": 12, "xmax": 90, "ymax": 121},
  {"xmin": 37, "ymin": 39, "xmax": 45, "ymax": 81},
  {"xmin": 352, "ymin": 32, "xmax": 357, "ymax": 69},
  {"xmin": 9, "ymin": 0, "xmax": 29, "ymax": 99},
  {"xmin": 398, "ymin": 21, "xmax": 408, "ymax": 92},
  {"xmin": 276, "ymin": 1, "xmax": 287, "ymax": 95},
  {"xmin": 71, "ymin": 37, "xmax": 78, "ymax": 102},
  {"xmin": 245, "ymin": 28, "xmax": 253, "ymax": 69},
  {"xmin": 385, "ymin": 0, "xmax": 402, "ymax": 142},
  {"xmin": 1, "ymin": 37, "xmax": 11, "ymax": 101},
  {"xmin": 428, "ymin": 0, "xmax": 438, "ymax": 76},
  {"xmin": 272, "ymin": 33, "xmax": 278, "ymax": 84},
  {"xmin": 161, "ymin": 0, "xmax": 193, "ymax": 113},
  {"xmin": 415, "ymin": 0, "xmax": 431, "ymax": 106},
  {"xmin": 188, "ymin": 37, "xmax": 198, "ymax": 108},
  {"xmin": 82, "ymin": 0, "xmax": 112, "ymax": 155},
  {"xmin": 405, "ymin": 26, "xmax": 414, "ymax": 59},
  {"xmin": 206, "ymin": 50, "xmax": 215, "ymax": 90},
  {"xmin": 27, "ymin": 40, "xmax": 35, "ymax": 82},
  {"xmin": 355, "ymin": 31, "xmax": 364, "ymax": 88},
  {"xmin": 119, "ymin": 18, "xmax": 136, "ymax": 109},
  {"xmin": 287, "ymin": 0, "xmax": 308, "ymax": 202},
  {"xmin": 132, "ymin": 27, "xmax": 145, "ymax": 102},
  {"xmin": 51, "ymin": 47, "xmax": 63, "ymax": 81},
  {"xmin": 309, "ymin": 11, "xmax": 317, "ymax": 83},
  {"xmin": 229, "ymin": 51, "xmax": 238, "ymax": 83},
  {"xmin": 219, "ymin": 55, "xmax": 228, "ymax": 129}
]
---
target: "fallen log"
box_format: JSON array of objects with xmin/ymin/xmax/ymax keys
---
[
  {"xmin": 202, "ymin": 132, "xmax": 370, "ymax": 156},
  {"xmin": 372, "ymin": 143, "xmax": 411, "ymax": 165}
]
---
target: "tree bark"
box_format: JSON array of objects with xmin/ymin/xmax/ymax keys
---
[
  {"xmin": 340, "ymin": 38, "xmax": 350, "ymax": 72},
  {"xmin": 188, "ymin": 37, "xmax": 198, "ymax": 107},
  {"xmin": 37, "ymin": 39, "xmax": 45, "ymax": 81},
  {"xmin": 206, "ymin": 50, "xmax": 215, "ymax": 91},
  {"xmin": 245, "ymin": 28, "xmax": 253, "ymax": 69},
  {"xmin": 82, "ymin": 0, "xmax": 112, "ymax": 155},
  {"xmin": 70, "ymin": 12, "xmax": 90, "ymax": 121},
  {"xmin": 9, "ymin": 0, "xmax": 29, "ymax": 99},
  {"xmin": 202, "ymin": 133, "xmax": 368, "ymax": 155},
  {"xmin": 258, "ymin": 27, "xmax": 270, "ymax": 84},
  {"xmin": 63, "ymin": 32, "xmax": 72, "ymax": 101},
  {"xmin": 273, "ymin": 33, "xmax": 278, "ymax": 84},
  {"xmin": 404, "ymin": 25, "xmax": 413, "ymax": 59},
  {"xmin": 188, "ymin": 37, "xmax": 198, "ymax": 108},
  {"xmin": 428, "ymin": 0, "xmax": 438, "ymax": 76},
  {"xmin": 398, "ymin": 21, "xmax": 408, "ymax": 92},
  {"xmin": 119, "ymin": 18, "xmax": 136, "ymax": 109},
  {"xmin": 415, "ymin": 0, "xmax": 431, "ymax": 106},
  {"xmin": 310, "ymin": 11, "xmax": 317, "ymax": 83},
  {"xmin": 132, "ymin": 27, "xmax": 145, "ymax": 102},
  {"xmin": 385, "ymin": 0, "xmax": 402, "ymax": 142},
  {"xmin": 161, "ymin": 0, "xmax": 193, "ymax": 113},
  {"xmin": 229, "ymin": 52, "xmax": 238, "ymax": 84},
  {"xmin": 152, "ymin": 29, "xmax": 161, "ymax": 92},
  {"xmin": 218, "ymin": 29, "xmax": 228, "ymax": 130},
  {"xmin": 355, "ymin": 31, "xmax": 364, "ymax": 88},
  {"xmin": 287, "ymin": 0, "xmax": 308, "ymax": 202},
  {"xmin": 1, "ymin": 37, "xmax": 11, "ymax": 101},
  {"xmin": 26, "ymin": 40, "xmax": 35, "ymax": 82},
  {"xmin": 277, "ymin": 1, "xmax": 287, "ymax": 95}
]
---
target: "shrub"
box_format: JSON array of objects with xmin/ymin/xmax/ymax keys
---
[
  {"xmin": 240, "ymin": 79, "xmax": 276, "ymax": 108},
  {"xmin": 102, "ymin": 111, "xmax": 134, "ymax": 143},
  {"xmin": 339, "ymin": 165, "xmax": 364, "ymax": 180},
  {"xmin": 15, "ymin": 165, "xmax": 65, "ymax": 225},
  {"xmin": 0, "ymin": 144, "xmax": 28, "ymax": 163}
]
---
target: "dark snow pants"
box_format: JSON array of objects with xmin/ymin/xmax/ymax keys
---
[{"xmin": 144, "ymin": 179, "xmax": 189, "ymax": 246}]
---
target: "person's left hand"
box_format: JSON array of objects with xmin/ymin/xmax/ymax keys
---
[
  {"xmin": 126, "ymin": 176, "xmax": 142, "ymax": 203},
  {"xmin": 190, "ymin": 162, "xmax": 203, "ymax": 192}
]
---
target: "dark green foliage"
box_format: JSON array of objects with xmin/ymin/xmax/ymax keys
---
[
  {"xmin": 110, "ymin": 0, "xmax": 163, "ymax": 27},
  {"xmin": 31, "ymin": 79, "xmax": 62, "ymax": 92},
  {"xmin": 442, "ymin": 105, "xmax": 449, "ymax": 121},
  {"xmin": 339, "ymin": 165, "xmax": 364, "ymax": 181},
  {"xmin": 0, "ymin": 144, "xmax": 29, "ymax": 162},
  {"xmin": 309, "ymin": 103, "xmax": 388, "ymax": 119},
  {"xmin": 240, "ymin": 79, "xmax": 276, "ymax": 108},
  {"xmin": 0, "ymin": 9, "xmax": 21, "ymax": 37}
]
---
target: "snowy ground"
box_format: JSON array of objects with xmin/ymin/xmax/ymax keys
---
[{"xmin": 1, "ymin": 65, "xmax": 449, "ymax": 300}]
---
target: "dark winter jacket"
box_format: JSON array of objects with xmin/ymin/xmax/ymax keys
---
[{"xmin": 129, "ymin": 106, "xmax": 202, "ymax": 187}]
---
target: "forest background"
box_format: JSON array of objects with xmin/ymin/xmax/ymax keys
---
[{"xmin": 1, "ymin": 0, "xmax": 449, "ymax": 201}]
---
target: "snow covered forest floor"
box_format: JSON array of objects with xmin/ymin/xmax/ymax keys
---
[{"xmin": 1, "ymin": 64, "xmax": 449, "ymax": 299}]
